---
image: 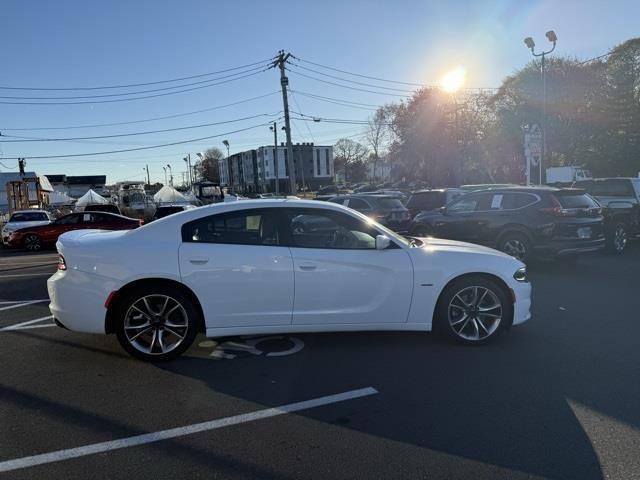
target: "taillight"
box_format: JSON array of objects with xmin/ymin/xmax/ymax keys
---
[
  {"xmin": 57, "ymin": 255, "xmax": 67, "ymax": 271},
  {"xmin": 538, "ymin": 206, "xmax": 564, "ymax": 216},
  {"xmin": 138, "ymin": 219, "xmax": 144, "ymax": 226}
]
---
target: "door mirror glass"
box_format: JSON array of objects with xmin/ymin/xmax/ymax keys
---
[
  {"xmin": 375, "ymin": 234, "xmax": 391, "ymax": 250},
  {"xmin": 439, "ymin": 206, "xmax": 447, "ymax": 215}
]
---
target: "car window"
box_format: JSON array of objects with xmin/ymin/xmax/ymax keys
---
[
  {"xmin": 373, "ymin": 198, "xmax": 405, "ymax": 210},
  {"xmin": 55, "ymin": 214, "xmax": 81, "ymax": 225},
  {"xmin": 407, "ymin": 192, "xmax": 445, "ymax": 210},
  {"xmin": 328, "ymin": 197, "xmax": 346, "ymax": 205},
  {"xmin": 448, "ymin": 195, "xmax": 480, "ymax": 213},
  {"xmin": 588, "ymin": 180, "xmax": 634, "ymax": 197},
  {"xmin": 9, "ymin": 212, "xmax": 49, "ymax": 222},
  {"xmin": 502, "ymin": 193, "xmax": 539, "ymax": 209},
  {"xmin": 182, "ymin": 209, "xmax": 279, "ymax": 246},
  {"xmin": 82, "ymin": 213, "xmax": 105, "ymax": 223},
  {"xmin": 347, "ymin": 198, "xmax": 371, "ymax": 211},
  {"xmin": 285, "ymin": 209, "xmax": 377, "ymax": 250},
  {"xmin": 554, "ymin": 193, "xmax": 599, "ymax": 209}
]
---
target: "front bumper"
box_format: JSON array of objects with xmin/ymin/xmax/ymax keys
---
[
  {"xmin": 534, "ymin": 237, "xmax": 605, "ymax": 257},
  {"xmin": 512, "ymin": 280, "xmax": 532, "ymax": 326},
  {"xmin": 47, "ymin": 269, "xmax": 117, "ymax": 334}
]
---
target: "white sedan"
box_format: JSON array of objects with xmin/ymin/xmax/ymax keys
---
[
  {"xmin": 2, "ymin": 209, "xmax": 52, "ymax": 246},
  {"xmin": 48, "ymin": 199, "xmax": 531, "ymax": 361}
]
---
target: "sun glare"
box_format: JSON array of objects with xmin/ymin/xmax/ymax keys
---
[{"xmin": 441, "ymin": 66, "xmax": 466, "ymax": 93}]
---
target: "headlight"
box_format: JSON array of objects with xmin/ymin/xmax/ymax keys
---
[{"xmin": 513, "ymin": 266, "xmax": 528, "ymax": 282}]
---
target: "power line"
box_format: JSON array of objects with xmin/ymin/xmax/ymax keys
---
[
  {"xmin": 0, "ymin": 69, "xmax": 268, "ymax": 105},
  {"xmin": 0, "ymin": 92, "xmax": 280, "ymax": 131},
  {"xmin": 291, "ymin": 90, "xmax": 379, "ymax": 111},
  {"xmin": 291, "ymin": 63, "xmax": 416, "ymax": 93},
  {"xmin": 0, "ymin": 64, "xmax": 267, "ymax": 101},
  {"xmin": 0, "ymin": 122, "xmax": 273, "ymax": 160},
  {"xmin": 0, "ymin": 58, "xmax": 274, "ymax": 91},
  {"xmin": 0, "ymin": 113, "xmax": 282, "ymax": 143},
  {"xmin": 294, "ymin": 56, "xmax": 428, "ymax": 87},
  {"xmin": 576, "ymin": 51, "xmax": 614, "ymax": 66},
  {"xmin": 291, "ymin": 90, "xmax": 381, "ymax": 108},
  {"xmin": 288, "ymin": 68, "xmax": 411, "ymax": 98},
  {"xmin": 290, "ymin": 112, "xmax": 390, "ymax": 126},
  {"xmin": 289, "ymin": 91, "xmax": 316, "ymax": 143}
]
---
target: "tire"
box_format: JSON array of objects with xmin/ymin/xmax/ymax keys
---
[
  {"xmin": 606, "ymin": 223, "xmax": 628, "ymax": 254},
  {"xmin": 498, "ymin": 232, "xmax": 532, "ymax": 263},
  {"xmin": 23, "ymin": 234, "xmax": 42, "ymax": 252},
  {"xmin": 114, "ymin": 285, "xmax": 199, "ymax": 362},
  {"xmin": 435, "ymin": 276, "xmax": 512, "ymax": 345}
]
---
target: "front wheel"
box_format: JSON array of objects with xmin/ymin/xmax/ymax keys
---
[
  {"xmin": 606, "ymin": 223, "xmax": 628, "ymax": 254},
  {"xmin": 23, "ymin": 234, "xmax": 42, "ymax": 251},
  {"xmin": 115, "ymin": 286, "xmax": 199, "ymax": 361},
  {"xmin": 498, "ymin": 232, "xmax": 531, "ymax": 262},
  {"xmin": 435, "ymin": 276, "xmax": 512, "ymax": 345}
]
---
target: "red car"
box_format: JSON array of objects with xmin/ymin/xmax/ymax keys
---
[{"xmin": 7, "ymin": 211, "xmax": 142, "ymax": 251}]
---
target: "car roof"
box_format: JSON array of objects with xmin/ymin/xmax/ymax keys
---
[
  {"xmin": 11, "ymin": 209, "xmax": 48, "ymax": 214},
  {"xmin": 465, "ymin": 186, "xmax": 584, "ymax": 194}
]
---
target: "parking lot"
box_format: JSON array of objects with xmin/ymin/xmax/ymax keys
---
[{"xmin": 1, "ymin": 246, "xmax": 640, "ymax": 480}]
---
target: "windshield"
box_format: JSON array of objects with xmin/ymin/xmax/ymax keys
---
[
  {"xmin": 9, "ymin": 212, "xmax": 49, "ymax": 222},
  {"xmin": 373, "ymin": 198, "xmax": 405, "ymax": 210}
]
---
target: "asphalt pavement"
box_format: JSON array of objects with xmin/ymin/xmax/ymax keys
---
[{"xmin": 1, "ymin": 245, "xmax": 639, "ymax": 479}]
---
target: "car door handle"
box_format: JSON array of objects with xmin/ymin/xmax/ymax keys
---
[
  {"xmin": 299, "ymin": 263, "xmax": 317, "ymax": 271},
  {"xmin": 189, "ymin": 257, "xmax": 209, "ymax": 265}
]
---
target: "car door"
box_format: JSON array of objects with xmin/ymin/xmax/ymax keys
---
[
  {"xmin": 282, "ymin": 207, "xmax": 413, "ymax": 325},
  {"xmin": 178, "ymin": 208, "xmax": 294, "ymax": 329},
  {"xmin": 345, "ymin": 197, "xmax": 374, "ymax": 216},
  {"xmin": 435, "ymin": 193, "xmax": 486, "ymax": 242},
  {"xmin": 41, "ymin": 213, "xmax": 83, "ymax": 242}
]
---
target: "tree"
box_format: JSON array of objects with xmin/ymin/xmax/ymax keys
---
[
  {"xmin": 194, "ymin": 147, "xmax": 224, "ymax": 183},
  {"xmin": 333, "ymin": 138, "xmax": 369, "ymax": 183},
  {"xmin": 364, "ymin": 108, "xmax": 392, "ymax": 182}
]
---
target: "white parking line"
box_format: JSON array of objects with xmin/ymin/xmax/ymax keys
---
[
  {"xmin": 1, "ymin": 315, "xmax": 54, "ymax": 331},
  {"xmin": 0, "ymin": 300, "xmax": 49, "ymax": 312},
  {"xmin": 0, "ymin": 387, "xmax": 378, "ymax": 473}
]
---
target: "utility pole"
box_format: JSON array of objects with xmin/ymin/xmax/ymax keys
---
[
  {"xmin": 272, "ymin": 51, "xmax": 297, "ymax": 195},
  {"xmin": 270, "ymin": 122, "xmax": 279, "ymax": 196},
  {"xmin": 144, "ymin": 164, "xmax": 150, "ymax": 187},
  {"xmin": 183, "ymin": 154, "xmax": 193, "ymax": 189}
]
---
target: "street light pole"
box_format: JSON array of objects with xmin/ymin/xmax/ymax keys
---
[
  {"xmin": 524, "ymin": 30, "xmax": 557, "ymax": 185},
  {"xmin": 166, "ymin": 164, "xmax": 173, "ymax": 187},
  {"xmin": 162, "ymin": 166, "xmax": 167, "ymax": 186},
  {"xmin": 183, "ymin": 154, "xmax": 193, "ymax": 189}
]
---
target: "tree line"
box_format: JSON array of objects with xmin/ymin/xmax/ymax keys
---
[{"xmin": 335, "ymin": 37, "xmax": 640, "ymax": 186}]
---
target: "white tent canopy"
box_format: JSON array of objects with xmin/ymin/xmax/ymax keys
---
[
  {"xmin": 75, "ymin": 189, "xmax": 109, "ymax": 207},
  {"xmin": 48, "ymin": 191, "xmax": 74, "ymax": 205},
  {"xmin": 153, "ymin": 186, "xmax": 189, "ymax": 204}
]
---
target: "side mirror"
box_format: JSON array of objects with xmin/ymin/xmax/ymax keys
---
[
  {"xmin": 375, "ymin": 234, "xmax": 391, "ymax": 250},
  {"xmin": 439, "ymin": 206, "xmax": 447, "ymax": 215}
]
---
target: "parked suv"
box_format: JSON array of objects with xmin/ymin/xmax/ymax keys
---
[
  {"xmin": 410, "ymin": 187, "xmax": 605, "ymax": 262},
  {"xmin": 574, "ymin": 178, "xmax": 640, "ymax": 253},
  {"xmin": 329, "ymin": 194, "xmax": 411, "ymax": 232},
  {"xmin": 406, "ymin": 189, "xmax": 464, "ymax": 219}
]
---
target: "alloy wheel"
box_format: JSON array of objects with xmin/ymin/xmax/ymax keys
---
[
  {"xmin": 613, "ymin": 226, "xmax": 627, "ymax": 253},
  {"xmin": 24, "ymin": 235, "xmax": 41, "ymax": 251},
  {"xmin": 502, "ymin": 239, "xmax": 527, "ymax": 261},
  {"xmin": 124, "ymin": 295, "xmax": 189, "ymax": 355},
  {"xmin": 448, "ymin": 286, "xmax": 503, "ymax": 341}
]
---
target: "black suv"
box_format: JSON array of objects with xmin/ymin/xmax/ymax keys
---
[
  {"xmin": 329, "ymin": 194, "xmax": 411, "ymax": 232},
  {"xmin": 574, "ymin": 178, "xmax": 640, "ymax": 253},
  {"xmin": 406, "ymin": 188, "xmax": 464, "ymax": 218},
  {"xmin": 410, "ymin": 187, "xmax": 605, "ymax": 262}
]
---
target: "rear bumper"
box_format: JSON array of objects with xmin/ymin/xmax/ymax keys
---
[
  {"xmin": 534, "ymin": 237, "xmax": 605, "ymax": 257},
  {"xmin": 47, "ymin": 269, "xmax": 117, "ymax": 334}
]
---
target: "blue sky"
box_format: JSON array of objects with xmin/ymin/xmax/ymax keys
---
[{"xmin": 0, "ymin": 0, "xmax": 638, "ymax": 184}]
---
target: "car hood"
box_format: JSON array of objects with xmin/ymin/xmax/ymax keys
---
[
  {"xmin": 417, "ymin": 236, "xmax": 517, "ymax": 260},
  {"xmin": 4, "ymin": 220, "xmax": 51, "ymax": 232}
]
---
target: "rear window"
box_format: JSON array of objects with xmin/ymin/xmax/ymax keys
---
[
  {"xmin": 407, "ymin": 192, "xmax": 446, "ymax": 210},
  {"xmin": 588, "ymin": 180, "xmax": 634, "ymax": 197},
  {"xmin": 554, "ymin": 193, "xmax": 599, "ymax": 209},
  {"xmin": 9, "ymin": 212, "xmax": 49, "ymax": 222},
  {"xmin": 373, "ymin": 198, "xmax": 405, "ymax": 210},
  {"xmin": 155, "ymin": 207, "xmax": 185, "ymax": 219}
]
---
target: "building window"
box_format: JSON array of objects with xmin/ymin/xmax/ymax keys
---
[
  {"xmin": 284, "ymin": 150, "xmax": 289, "ymax": 176},
  {"xmin": 316, "ymin": 150, "xmax": 321, "ymax": 176},
  {"xmin": 325, "ymin": 149, "xmax": 330, "ymax": 175}
]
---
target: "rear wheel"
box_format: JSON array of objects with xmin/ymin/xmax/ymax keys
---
[
  {"xmin": 435, "ymin": 276, "xmax": 512, "ymax": 345},
  {"xmin": 115, "ymin": 286, "xmax": 199, "ymax": 361},
  {"xmin": 23, "ymin": 234, "xmax": 42, "ymax": 251},
  {"xmin": 606, "ymin": 223, "xmax": 628, "ymax": 254},
  {"xmin": 498, "ymin": 232, "xmax": 531, "ymax": 262}
]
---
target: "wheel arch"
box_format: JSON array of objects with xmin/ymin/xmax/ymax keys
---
[
  {"xmin": 495, "ymin": 225, "xmax": 533, "ymax": 248},
  {"xmin": 431, "ymin": 272, "xmax": 514, "ymax": 331},
  {"xmin": 105, "ymin": 278, "xmax": 205, "ymax": 334}
]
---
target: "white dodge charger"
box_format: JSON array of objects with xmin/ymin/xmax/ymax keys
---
[{"xmin": 48, "ymin": 199, "xmax": 531, "ymax": 361}]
